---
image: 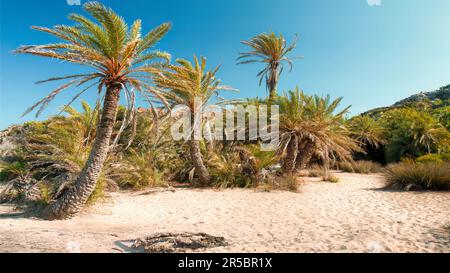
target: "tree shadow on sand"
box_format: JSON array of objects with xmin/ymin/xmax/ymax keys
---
[
  {"xmin": 0, "ymin": 204, "xmax": 44, "ymax": 220},
  {"xmin": 366, "ymin": 186, "xmax": 448, "ymax": 194}
]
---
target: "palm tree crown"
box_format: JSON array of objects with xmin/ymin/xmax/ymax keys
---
[
  {"xmin": 347, "ymin": 115, "xmax": 386, "ymax": 149},
  {"xmin": 277, "ymin": 88, "xmax": 360, "ymax": 173},
  {"xmin": 16, "ymin": 1, "xmax": 171, "ymax": 118},
  {"xmin": 152, "ymin": 56, "xmax": 232, "ymax": 109},
  {"xmin": 237, "ymin": 32, "xmax": 298, "ymax": 101}
]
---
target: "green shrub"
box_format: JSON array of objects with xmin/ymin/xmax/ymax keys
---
[
  {"xmin": 0, "ymin": 161, "xmax": 27, "ymax": 182},
  {"xmin": 380, "ymin": 108, "xmax": 450, "ymax": 163},
  {"xmin": 212, "ymin": 170, "xmax": 252, "ymax": 189},
  {"xmin": 384, "ymin": 162, "xmax": 450, "ymax": 191},
  {"xmin": 337, "ymin": 160, "xmax": 383, "ymax": 174},
  {"xmin": 208, "ymin": 148, "xmax": 253, "ymax": 188},
  {"xmin": 109, "ymin": 149, "xmax": 167, "ymax": 190},
  {"xmin": 416, "ymin": 154, "xmax": 450, "ymax": 163}
]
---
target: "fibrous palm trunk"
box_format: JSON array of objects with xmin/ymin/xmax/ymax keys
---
[
  {"xmin": 268, "ymin": 63, "xmax": 279, "ymax": 102},
  {"xmin": 282, "ymin": 135, "xmax": 298, "ymax": 174},
  {"xmin": 295, "ymin": 141, "xmax": 315, "ymax": 172},
  {"xmin": 189, "ymin": 140, "xmax": 211, "ymax": 185},
  {"xmin": 43, "ymin": 85, "xmax": 121, "ymax": 220}
]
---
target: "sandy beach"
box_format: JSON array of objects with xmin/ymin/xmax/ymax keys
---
[{"xmin": 0, "ymin": 173, "xmax": 449, "ymax": 253}]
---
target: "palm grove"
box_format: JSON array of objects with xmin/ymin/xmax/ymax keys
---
[{"xmin": 1, "ymin": 2, "xmax": 449, "ymax": 220}]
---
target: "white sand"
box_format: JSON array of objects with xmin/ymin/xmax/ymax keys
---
[{"xmin": 0, "ymin": 173, "xmax": 449, "ymax": 253}]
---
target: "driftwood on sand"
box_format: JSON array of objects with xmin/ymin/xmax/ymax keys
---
[{"xmin": 132, "ymin": 233, "xmax": 228, "ymax": 253}]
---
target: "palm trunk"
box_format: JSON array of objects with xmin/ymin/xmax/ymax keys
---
[
  {"xmin": 282, "ymin": 135, "xmax": 298, "ymax": 174},
  {"xmin": 268, "ymin": 64, "xmax": 279, "ymax": 102},
  {"xmin": 43, "ymin": 85, "xmax": 121, "ymax": 220},
  {"xmin": 295, "ymin": 141, "xmax": 315, "ymax": 172},
  {"xmin": 323, "ymin": 148, "xmax": 330, "ymax": 178},
  {"xmin": 189, "ymin": 140, "xmax": 211, "ymax": 185}
]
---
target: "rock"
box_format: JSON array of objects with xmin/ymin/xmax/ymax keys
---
[
  {"xmin": 362, "ymin": 84, "xmax": 450, "ymax": 116},
  {"xmin": 132, "ymin": 233, "xmax": 228, "ymax": 253}
]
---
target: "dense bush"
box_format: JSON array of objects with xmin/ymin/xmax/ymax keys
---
[
  {"xmin": 208, "ymin": 144, "xmax": 279, "ymax": 189},
  {"xmin": 0, "ymin": 102, "xmax": 173, "ymax": 205},
  {"xmin": 0, "ymin": 161, "xmax": 27, "ymax": 182},
  {"xmin": 0, "ymin": 116, "xmax": 111, "ymax": 205},
  {"xmin": 384, "ymin": 162, "xmax": 450, "ymax": 191},
  {"xmin": 108, "ymin": 150, "xmax": 167, "ymax": 189},
  {"xmin": 208, "ymin": 147, "xmax": 253, "ymax": 188},
  {"xmin": 379, "ymin": 107, "xmax": 450, "ymax": 163},
  {"xmin": 416, "ymin": 153, "xmax": 450, "ymax": 163},
  {"xmin": 337, "ymin": 161, "xmax": 383, "ymax": 174}
]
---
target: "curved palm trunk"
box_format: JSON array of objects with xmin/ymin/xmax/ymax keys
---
[
  {"xmin": 189, "ymin": 140, "xmax": 211, "ymax": 185},
  {"xmin": 43, "ymin": 85, "xmax": 121, "ymax": 220},
  {"xmin": 295, "ymin": 141, "xmax": 315, "ymax": 172},
  {"xmin": 282, "ymin": 135, "xmax": 298, "ymax": 174}
]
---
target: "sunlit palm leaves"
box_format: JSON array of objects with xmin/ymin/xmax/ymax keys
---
[
  {"xmin": 347, "ymin": 115, "xmax": 386, "ymax": 149},
  {"xmin": 277, "ymin": 88, "xmax": 360, "ymax": 171},
  {"xmin": 381, "ymin": 108, "xmax": 450, "ymax": 159},
  {"xmin": 57, "ymin": 101, "xmax": 100, "ymax": 146},
  {"xmin": 15, "ymin": 1, "xmax": 171, "ymax": 122},
  {"xmin": 237, "ymin": 32, "xmax": 298, "ymax": 99},
  {"xmin": 151, "ymin": 55, "xmax": 234, "ymax": 112}
]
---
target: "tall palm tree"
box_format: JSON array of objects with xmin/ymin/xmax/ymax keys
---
[
  {"xmin": 15, "ymin": 2, "xmax": 171, "ymax": 219},
  {"xmin": 277, "ymin": 88, "xmax": 360, "ymax": 174},
  {"xmin": 151, "ymin": 56, "xmax": 233, "ymax": 185},
  {"xmin": 237, "ymin": 32, "xmax": 298, "ymax": 101}
]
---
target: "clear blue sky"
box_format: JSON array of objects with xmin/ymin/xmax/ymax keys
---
[{"xmin": 1, "ymin": 0, "xmax": 449, "ymax": 129}]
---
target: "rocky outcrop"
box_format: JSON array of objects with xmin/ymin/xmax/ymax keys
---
[
  {"xmin": 362, "ymin": 84, "xmax": 450, "ymax": 116},
  {"xmin": 392, "ymin": 84, "xmax": 450, "ymax": 107}
]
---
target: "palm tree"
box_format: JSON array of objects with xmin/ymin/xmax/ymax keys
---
[
  {"xmin": 277, "ymin": 88, "xmax": 360, "ymax": 174},
  {"xmin": 151, "ymin": 56, "xmax": 233, "ymax": 185},
  {"xmin": 15, "ymin": 2, "xmax": 171, "ymax": 219},
  {"xmin": 347, "ymin": 115, "xmax": 386, "ymax": 150},
  {"xmin": 237, "ymin": 32, "xmax": 298, "ymax": 101}
]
